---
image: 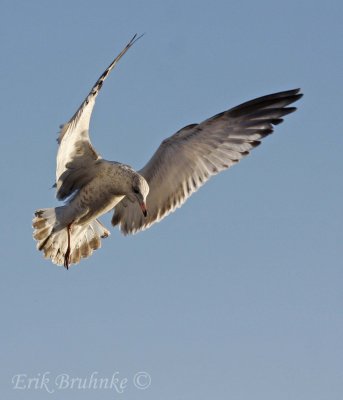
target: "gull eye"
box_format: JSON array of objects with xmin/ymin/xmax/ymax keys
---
[{"xmin": 133, "ymin": 187, "xmax": 140, "ymax": 194}]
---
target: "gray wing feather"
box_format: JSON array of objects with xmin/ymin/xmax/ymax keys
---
[{"xmin": 112, "ymin": 89, "xmax": 303, "ymax": 234}]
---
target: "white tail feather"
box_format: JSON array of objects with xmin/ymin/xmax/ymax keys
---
[{"xmin": 33, "ymin": 207, "xmax": 110, "ymax": 267}]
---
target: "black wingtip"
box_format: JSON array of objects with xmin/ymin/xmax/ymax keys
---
[
  {"xmin": 129, "ymin": 33, "xmax": 145, "ymax": 47},
  {"xmin": 289, "ymin": 88, "xmax": 303, "ymax": 101},
  {"xmin": 228, "ymin": 88, "xmax": 303, "ymax": 118},
  {"xmin": 274, "ymin": 88, "xmax": 303, "ymax": 98}
]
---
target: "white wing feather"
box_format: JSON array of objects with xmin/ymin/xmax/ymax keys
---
[{"xmin": 55, "ymin": 34, "xmax": 142, "ymax": 200}]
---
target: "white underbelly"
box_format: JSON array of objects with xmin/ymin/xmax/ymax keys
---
[
  {"xmin": 99, "ymin": 195, "xmax": 125, "ymax": 216},
  {"xmin": 71, "ymin": 191, "xmax": 125, "ymax": 225}
]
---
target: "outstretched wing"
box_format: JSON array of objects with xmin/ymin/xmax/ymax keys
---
[
  {"xmin": 55, "ymin": 34, "xmax": 142, "ymax": 200},
  {"xmin": 112, "ymin": 89, "xmax": 303, "ymax": 234}
]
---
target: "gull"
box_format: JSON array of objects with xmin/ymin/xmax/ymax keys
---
[{"xmin": 33, "ymin": 34, "xmax": 303, "ymax": 269}]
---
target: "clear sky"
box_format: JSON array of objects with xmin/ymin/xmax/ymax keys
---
[{"xmin": 1, "ymin": 0, "xmax": 342, "ymax": 399}]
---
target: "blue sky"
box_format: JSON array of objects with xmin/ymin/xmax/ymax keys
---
[{"xmin": 1, "ymin": 0, "xmax": 342, "ymax": 399}]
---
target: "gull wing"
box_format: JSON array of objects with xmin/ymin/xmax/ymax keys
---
[
  {"xmin": 55, "ymin": 34, "xmax": 142, "ymax": 200},
  {"xmin": 112, "ymin": 89, "xmax": 303, "ymax": 234}
]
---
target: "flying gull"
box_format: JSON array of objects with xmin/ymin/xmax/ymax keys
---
[{"xmin": 33, "ymin": 34, "xmax": 303, "ymax": 268}]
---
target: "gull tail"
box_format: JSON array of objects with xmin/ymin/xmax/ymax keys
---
[{"xmin": 32, "ymin": 207, "xmax": 110, "ymax": 267}]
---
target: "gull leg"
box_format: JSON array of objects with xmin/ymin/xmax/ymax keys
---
[{"xmin": 64, "ymin": 222, "xmax": 73, "ymax": 269}]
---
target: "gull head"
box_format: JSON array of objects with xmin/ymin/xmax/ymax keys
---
[{"xmin": 131, "ymin": 173, "xmax": 149, "ymax": 217}]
